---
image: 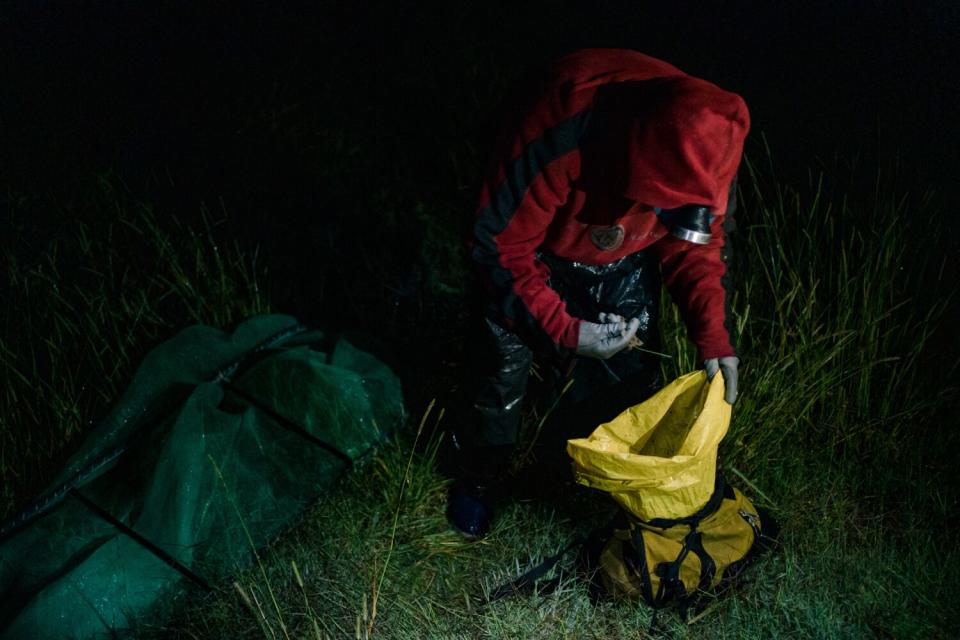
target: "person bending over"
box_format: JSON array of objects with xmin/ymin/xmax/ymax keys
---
[{"xmin": 449, "ymin": 48, "xmax": 747, "ymax": 539}]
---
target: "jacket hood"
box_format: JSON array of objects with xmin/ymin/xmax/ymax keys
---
[{"xmin": 580, "ymin": 76, "xmax": 750, "ymax": 213}]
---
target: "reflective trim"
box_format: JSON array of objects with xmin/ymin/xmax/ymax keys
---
[{"xmin": 670, "ymin": 226, "xmax": 712, "ymax": 245}]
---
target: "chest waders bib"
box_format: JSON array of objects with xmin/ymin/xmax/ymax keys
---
[{"xmin": 455, "ymin": 248, "xmax": 663, "ymax": 482}]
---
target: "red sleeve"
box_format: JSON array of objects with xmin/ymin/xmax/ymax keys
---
[
  {"xmin": 470, "ymin": 113, "xmax": 592, "ymax": 354},
  {"xmin": 654, "ymin": 212, "xmax": 735, "ymax": 361}
]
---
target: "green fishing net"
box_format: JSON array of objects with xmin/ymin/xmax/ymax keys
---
[{"xmin": 0, "ymin": 315, "xmax": 404, "ymax": 639}]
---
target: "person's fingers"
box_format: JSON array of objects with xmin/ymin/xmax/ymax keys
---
[
  {"xmin": 720, "ymin": 360, "xmax": 738, "ymax": 404},
  {"xmin": 577, "ymin": 317, "xmax": 641, "ymax": 359},
  {"xmin": 724, "ymin": 382, "xmax": 738, "ymax": 404},
  {"xmin": 605, "ymin": 318, "xmax": 640, "ymax": 353},
  {"xmin": 598, "ymin": 312, "xmax": 625, "ymax": 325},
  {"xmin": 704, "ymin": 358, "xmax": 719, "ymax": 380}
]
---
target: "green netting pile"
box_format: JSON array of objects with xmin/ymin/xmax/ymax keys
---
[{"xmin": 0, "ymin": 314, "xmax": 404, "ymax": 639}]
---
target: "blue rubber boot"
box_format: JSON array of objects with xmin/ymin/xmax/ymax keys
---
[{"xmin": 446, "ymin": 481, "xmax": 492, "ymax": 540}]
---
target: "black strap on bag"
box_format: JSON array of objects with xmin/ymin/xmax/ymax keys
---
[
  {"xmin": 641, "ymin": 472, "xmax": 728, "ymax": 530},
  {"xmin": 686, "ymin": 530, "xmax": 717, "ymax": 592},
  {"xmin": 484, "ymin": 538, "xmax": 585, "ymax": 604},
  {"xmin": 630, "ymin": 475, "xmax": 730, "ymax": 625},
  {"xmin": 483, "ymin": 471, "xmax": 771, "ymax": 630},
  {"xmin": 483, "ymin": 508, "xmax": 630, "ymax": 606},
  {"xmin": 652, "ymin": 528, "xmax": 714, "ymax": 622}
]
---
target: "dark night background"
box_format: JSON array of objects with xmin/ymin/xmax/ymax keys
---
[
  {"xmin": 1, "ymin": 0, "xmax": 958, "ymax": 460},
  {"xmin": 4, "ymin": 0, "xmax": 959, "ymax": 263},
  {"xmin": 2, "ymin": 2, "xmax": 960, "ymax": 635},
  {"xmin": 3, "ymin": 0, "xmax": 959, "ymax": 484}
]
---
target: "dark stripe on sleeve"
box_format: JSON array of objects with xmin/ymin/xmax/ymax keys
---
[{"xmin": 471, "ymin": 110, "xmax": 592, "ymax": 328}]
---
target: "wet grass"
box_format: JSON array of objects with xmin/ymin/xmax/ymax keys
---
[
  {"xmin": 0, "ymin": 178, "xmax": 270, "ymax": 517},
  {"xmin": 120, "ymin": 156, "xmax": 958, "ymax": 639},
  {"xmin": 2, "ymin": 17, "xmax": 958, "ymax": 635},
  {"xmin": 2, "ymin": 143, "xmax": 958, "ymax": 638}
]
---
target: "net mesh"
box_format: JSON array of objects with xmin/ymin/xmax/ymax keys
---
[{"xmin": 0, "ymin": 315, "xmax": 403, "ymax": 639}]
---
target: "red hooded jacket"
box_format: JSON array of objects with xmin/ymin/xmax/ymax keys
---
[{"xmin": 470, "ymin": 49, "xmax": 750, "ymax": 361}]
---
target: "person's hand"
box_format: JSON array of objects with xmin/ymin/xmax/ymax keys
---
[
  {"xmin": 576, "ymin": 313, "xmax": 640, "ymax": 360},
  {"xmin": 704, "ymin": 356, "xmax": 739, "ymax": 404}
]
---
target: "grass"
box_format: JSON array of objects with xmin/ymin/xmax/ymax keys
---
[
  {"xmin": 3, "ymin": 156, "xmax": 958, "ymax": 637},
  {"xmin": 2, "ymin": 58, "xmax": 958, "ymax": 640},
  {"xmin": 131, "ymin": 153, "xmax": 960, "ymax": 637},
  {"xmin": 0, "ymin": 177, "xmax": 270, "ymax": 518}
]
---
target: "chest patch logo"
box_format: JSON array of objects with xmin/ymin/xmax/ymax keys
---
[{"xmin": 589, "ymin": 224, "xmax": 625, "ymax": 251}]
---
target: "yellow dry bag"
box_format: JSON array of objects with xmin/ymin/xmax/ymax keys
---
[
  {"xmin": 488, "ymin": 372, "xmax": 776, "ymax": 615},
  {"xmin": 567, "ymin": 370, "xmax": 730, "ymax": 521}
]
